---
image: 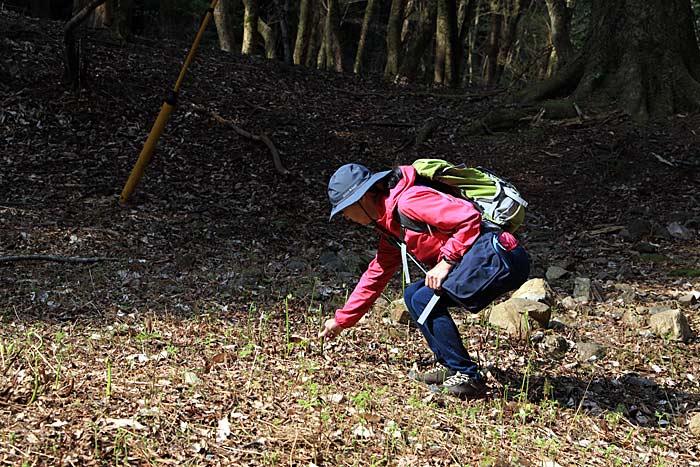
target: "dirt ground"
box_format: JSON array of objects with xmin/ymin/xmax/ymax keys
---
[{"xmin": 1, "ymin": 10, "xmax": 700, "ymax": 467}]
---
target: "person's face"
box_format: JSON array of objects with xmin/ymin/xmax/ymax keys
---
[{"xmin": 342, "ymin": 195, "xmax": 374, "ymax": 225}]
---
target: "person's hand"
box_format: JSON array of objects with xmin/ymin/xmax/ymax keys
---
[
  {"xmin": 318, "ymin": 318, "xmax": 343, "ymax": 340},
  {"xmin": 425, "ymin": 259, "xmax": 454, "ymax": 290}
]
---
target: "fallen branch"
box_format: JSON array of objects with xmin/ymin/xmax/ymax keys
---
[
  {"xmin": 0, "ymin": 255, "xmax": 116, "ymax": 264},
  {"xmin": 192, "ymin": 105, "xmax": 290, "ymax": 176}
]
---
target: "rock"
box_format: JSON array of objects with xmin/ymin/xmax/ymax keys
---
[
  {"xmin": 546, "ymin": 266, "xmax": 569, "ymax": 282},
  {"xmin": 648, "ymin": 304, "xmax": 675, "ymax": 315},
  {"xmin": 623, "ymin": 375, "xmax": 658, "ymax": 388},
  {"xmin": 511, "ymin": 278, "xmax": 554, "ymax": 305},
  {"xmin": 626, "ymin": 219, "xmax": 653, "ymax": 242},
  {"xmin": 689, "ymin": 413, "xmax": 700, "ymax": 437},
  {"xmin": 649, "ymin": 310, "xmax": 693, "ymax": 341},
  {"xmin": 633, "ymin": 241, "xmax": 659, "ymax": 253},
  {"xmin": 389, "ymin": 299, "xmax": 411, "ymax": 324},
  {"xmin": 621, "ymin": 307, "xmax": 646, "ymax": 328},
  {"xmin": 576, "ymin": 342, "xmax": 606, "ymax": 361},
  {"xmin": 541, "ymin": 335, "xmax": 568, "ymax": 354},
  {"xmin": 512, "ymin": 298, "xmax": 551, "ymax": 328},
  {"xmin": 573, "ymin": 277, "xmax": 591, "ymax": 303},
  {"xmin": 561, "ymin": 296, "xmax": 577, "ymax": 310},
  {"xmin": 667, "ymin": 222, "xmax": 693, "ymax": 240},
  {"xmin": 678, "ymin": 293, "xmax": 698, "ymax": 306},
  {"xmin": 614, "ymin": 284, "xmax": 636, "ymax": 304},
  {"xmin": 486, "ymin": 300, "xmax": 530, "ymax": 340}
]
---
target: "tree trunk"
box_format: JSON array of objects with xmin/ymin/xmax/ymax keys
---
[
  {"xmin": 384, "ymin": 0, "xmax": 406, "ymax": 81},
  {"xmin": 101, "ymin": 0, "xmax": 133, "ymax": 41},
  {"xmin": 434, "ymin": 0, "xmax": 462, "ymax": 87},
  {"xmin": 495, "ymin": 0, "xmax": 523, "ymax": 82},
  {"xmin": 242, "ymin": 0, "xmax": 259, "ymax": 55},
  {"xmin": 464, "ymin": 0, "xmax": 481, "ymax": 84},
  {"xmin": 258, "ymin": 18, "xmax": 278, "ymax": 59},
  {"xmin": 214, "ymin": 0, "xmax": 237, "ymax": 52},
  {"xmin": 324, "ymin": 0, "xmax": 343, "ymax": 72},
  {"xmin": 399, "ymin": 0, "xmax": 437, "ymax": 81},
  {"xmin": 293, "ymin": 0, "xmax": 312, "ymax": 65},
  {"xmin": 354, "ymin": 0, "xmax": 377, "ymax": 74},
  {"xmin": 544, "ymin": 0, "xmax": 574, "ymax": 71},
  {"xmin": 274, "ymin": 0, "xmax": 292, "ymax": 64},
  {"xmin": 65, "ymin": 0, "xmax": 108, "ymax": 90},
  {"xmin": 483, "ymin": 0, "xmax": 502, "ymax": 85},
  {"xmin": 519, "ymin": 0, "xmax": 700, "ymax": 121}
]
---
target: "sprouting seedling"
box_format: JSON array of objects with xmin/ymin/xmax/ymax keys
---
[
  {"xmin": 285, "ymin": 293, "xmax": 292, "ymax": 356},
  {"xmin": 105, "ymin": 357, "xmax": 112, "ymax": 398}
]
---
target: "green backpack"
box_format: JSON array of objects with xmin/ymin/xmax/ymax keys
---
[{"xmin": 410, "ymin": 159, "xmax": 527, "ymax": 233}]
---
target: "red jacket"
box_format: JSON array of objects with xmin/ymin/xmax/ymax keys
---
[{"xmin": 334, "ymin": 165, "xmax": 518, "ymax": 328}]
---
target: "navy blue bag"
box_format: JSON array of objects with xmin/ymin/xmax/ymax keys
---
[{"xmin": 441, "ymin": 231, "xmax": 530, "ymax": 313}]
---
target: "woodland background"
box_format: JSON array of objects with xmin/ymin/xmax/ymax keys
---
[{"xmin": 1, "ymin": 0, "xmax": 700, "ymax": 466}]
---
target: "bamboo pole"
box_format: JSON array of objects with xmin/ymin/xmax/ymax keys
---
[{"xmin": 119, "ymin": 0, "xmax": 220, "ymax": 204}]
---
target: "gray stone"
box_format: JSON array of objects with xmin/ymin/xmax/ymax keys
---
[
  {"xmin": 621, "ymin": 308, "xmax": 646, "ymax": 328},
  {"xmin": 511, "ymin": 298, "xmax": 551, "ymax": 328},
  {"xmin": 678, "ymin": 293, "xmax": 698, "ymax": 306},
  {"xmin": 649, "ymin": 304, "xmax": 675, "ymax": 315},
  {"xmin": 546, "ymin": 266, "xmax": 569, "ymax": 282},
  {"xmin": 667, "ymin": 222, "xmax": 693, "ymax": 240},
  {"xmin": 573, "ymin": 277, "xmax": 591, "ymax": 304},
  {"xmin": 576, "ymin": 342, "xmax": 606, "ymax": 361},
  {"xmin": 614, "ymin": 284, "xmax": 636, "ymax": 304},
  {"xmin": 561, "ymin": 296, "xmax": 577, "ymax": 310},
  {"xmin": 486, "ymin": 301, "xmax": 530, "ymax": 340},
  {"xmin": 541, "ymin": 335, "xmax": 569, "ymax": 354},
  {"xmin": 633, "ymin": 241, "xmax": 659, "ymax": 253},
  {"xmin": 388, "ymin": 299, "xmax": 411, "ymax": 324},
  {"xmin": 623, "ymin": 375, "xmax": 658, "ymax": 388},
  {"xmin": 689, "ymin": 413, "xmax": 700, "ymax": 437},
  {"xmin": 511, "ymin": 278, "xmax": 554, "ymax": 305},
  {"xmin": 649, "ymin": 310, "xmax": 693, "ymax": 341},
  {"xmin": 627, "ymin": 219, "xmax": 653, "ymax": 242}
]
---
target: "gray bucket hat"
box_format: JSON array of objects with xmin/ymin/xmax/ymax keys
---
[{"xmin": 328, "ymin": 163, "xmax": 391, "ymax": 220}]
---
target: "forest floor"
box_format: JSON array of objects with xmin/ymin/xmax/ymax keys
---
[{"xmin": 2, "ymin": 10, "xmax": 700, "ymax": 467}]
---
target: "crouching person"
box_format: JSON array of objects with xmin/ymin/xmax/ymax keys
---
[{"xmin": 318, "ymin": 163, "xmax": 529, "ymax": 399}]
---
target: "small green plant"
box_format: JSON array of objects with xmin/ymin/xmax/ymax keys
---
[{"xmin": 105, "ymin": 357, "xmax": 112, "ymax": 398}]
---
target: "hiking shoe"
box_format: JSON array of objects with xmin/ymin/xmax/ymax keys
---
[
  {"xmin": 408, "ymin": 366, "xmax": 457, "ymax": 385},
  {"xmin": 430, "ymin": 372, "xmax": 488, "ymax": 399}
]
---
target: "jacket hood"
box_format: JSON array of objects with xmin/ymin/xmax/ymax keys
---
[{"xmin": 378, "ymin": 165, "xmax": 416, "ymax": 226}]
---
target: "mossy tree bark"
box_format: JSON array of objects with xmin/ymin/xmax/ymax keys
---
[
  {"xmin": 398, "ymin": 0, "xmax": 437, "ymax": 81},
  {"xmin": 483, "ymin": 0, "xmax": 502, "ymax": 85},
  {"xmin": 241, "ymin": 0, "xmax": 259, "ymax": 55},
  {"xmin": 434, "ymin": 0, "xmax": 459, "ymax": 86},
  {"xmin": 323, "ymin": 0, "xmax": 344, "ymax": 72},
  {"xmin": 354, "ymin": 0, "xmax": 377, "ymax": 74},
  {"xmin": 519, "ymin": 0, "xmax": 700, "ymax": 121},
  {"xmin": 544, "ymin": 0, "xmax": 574, "ymax": 72},
  {"xmin": 293, "ymin": 0, "xmax": 312, "ymax": 65},
  {"xmin": 384, "ymin": 0, "xmax": 406, "ymax": 81},
  {"xmin": 214, "ymin": 0, "xmax": 238, "ymax": 52},
  {"xmin": 258, "ymin": 18, "xmax": 278, "ymax": 59}
]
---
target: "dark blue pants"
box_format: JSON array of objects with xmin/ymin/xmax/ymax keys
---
[{"xmin": 403, "ymin": 245, "xmax": 530, "ymax": 378}]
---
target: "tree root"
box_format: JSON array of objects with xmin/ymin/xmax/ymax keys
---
[{"xmin": 193, "ymin": 104, "xmax": 290, "ymax": 176}]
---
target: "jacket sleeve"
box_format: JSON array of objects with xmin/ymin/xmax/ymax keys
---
[
  {"xmin": 334, "ymin": 235, "xmax": 402, "ymax": 328},
  {"xmin": 398, "ymin": 187, "xmax": 481, "ymax": 262}
]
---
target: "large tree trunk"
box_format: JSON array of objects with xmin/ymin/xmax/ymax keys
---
[
  {"xmin": 214, "ymin": 0, "xmax": 238, "ymax": 52},
  {"xmin": 354, "ymin": 0, "xmax": 377, "ymax": 74},
  {"xmin": 241, "ymin": 0, "xmax": 259, "ymax": 55},
  {"xmin": 519, "ymin": 0, "xmax": 700, "ymax": 121},
  {"xmin": 495, "ymin": 0, "xmax": 523, "ymax": 82},
  {"xmin": 384, "ymin": 0, "xmax": 406, "ymax": 81},
  {"xmin": 258, "ymin": 18, "xmax": 278, "ymax": 59},
  {"xmin": 464, "ymin": 0, "xmax": 482, "ymax": 84},
  {"xmin": 323, "ymin": 0, "xmax": 343, "ymax": 72},
  {"xmin": 434, "ymin": 0, "xmax": 461, "ymax": 87},
  {"xmin": 274, "ymin": 0, "xmax": 292, "ymax": 64},
  {"xmin": 483, "ymin": 0, "xmax": 502, "ymax": 85},
  {"xmin": 399, "ymin": 0, "xmax": 437, "ymax": 81},
  {"xmin": 293, "ymin": 0, "xmax": 312, "ymax": 65},
  {"xmin": 544, "ymin": 0, "xmax": 574, "ymax": 72}
]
